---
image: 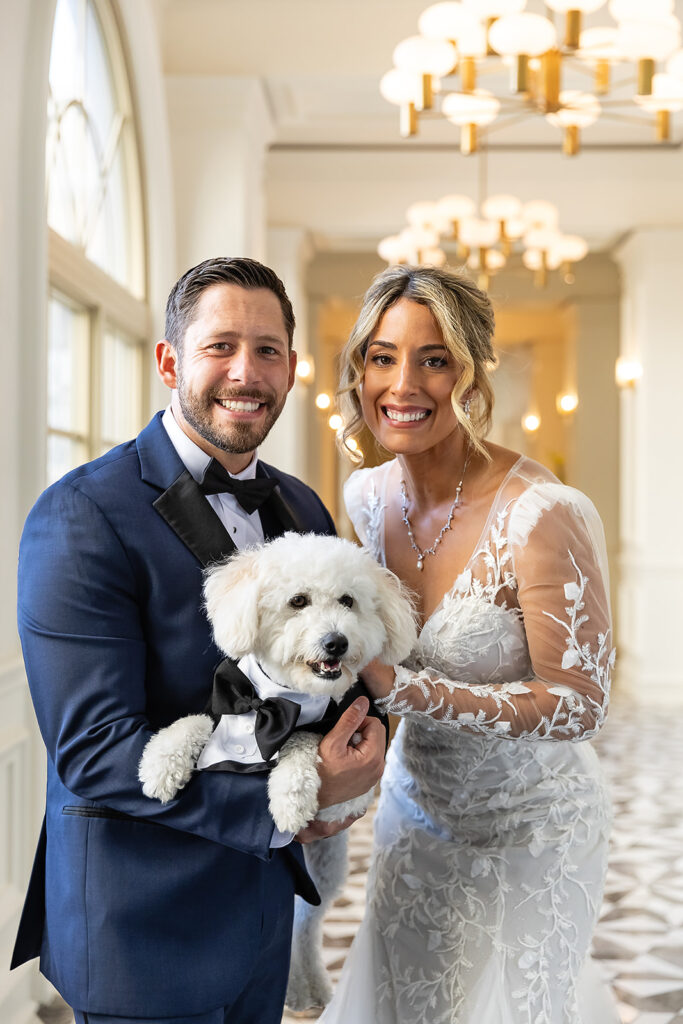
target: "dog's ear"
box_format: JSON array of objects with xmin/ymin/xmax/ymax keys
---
[
  {"xmin": 369, "ymin": 562, "xmax": 418, "ymax": 665},
  {"xmin": 203, "ymin": 549, "xmax": 263, "ymax": 658}
]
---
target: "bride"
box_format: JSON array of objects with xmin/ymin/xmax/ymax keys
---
[{"xmin": 319, "ymin": 264, "xmax": 618, "ymax": 1024}]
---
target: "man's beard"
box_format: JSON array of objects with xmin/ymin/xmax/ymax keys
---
[{"xmin": 176, "ymin": 368, "xmax": 286, "ymax": 454}]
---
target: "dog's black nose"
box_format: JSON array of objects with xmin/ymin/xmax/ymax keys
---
[{"xmin": 321, "ymin": 632, "xmax": 348, "ymax": 658}]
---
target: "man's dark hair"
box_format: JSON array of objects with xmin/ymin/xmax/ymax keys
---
[{"xmin": 164, "ymin": 257, "xmax": 296, "ymax": 353}]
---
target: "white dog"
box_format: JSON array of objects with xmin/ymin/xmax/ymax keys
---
[{"xmin": 138, "ymin": 532, "xmax": 416, "ymax": 1011}]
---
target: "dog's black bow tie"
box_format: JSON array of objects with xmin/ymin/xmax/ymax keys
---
[
  {"xmin": 198, "ymin": 459, "xmax": 278, "ymax": 514},
  {"xmin": 211, "ymin": 660, "xmax": 301, "ymax": 762}
]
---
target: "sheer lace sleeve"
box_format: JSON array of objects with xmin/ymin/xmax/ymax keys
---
[
  {"xmin": 343, "ymin": 464, "xmax": 391, "ymax": 565},
  {"xmin": 377, "ymin": 483, "xmax": 615, "ymax": 742}
]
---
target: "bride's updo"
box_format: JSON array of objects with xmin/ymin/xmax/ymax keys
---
[{"xmin": 337, "ymin": 264, "xmax": 496, "ymax": 463}]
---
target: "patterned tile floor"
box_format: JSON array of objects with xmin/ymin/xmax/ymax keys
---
[{"xmin": 40, "ymin": 700, "xmax": 683, "ymax": 1024}]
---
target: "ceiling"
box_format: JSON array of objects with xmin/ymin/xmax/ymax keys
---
[{"xmin": 158, "ymin": 0, "xmax": 683, "ymax": 253}]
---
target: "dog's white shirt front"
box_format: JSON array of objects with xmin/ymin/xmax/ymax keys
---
[{"xmin": 196, "ymin": 653, "xmax": 332, "ymax": 769}]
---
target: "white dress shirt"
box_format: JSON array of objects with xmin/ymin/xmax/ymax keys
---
[
  {"xmin": 161, "ymin": 407, "xmax": 296, "ymax": 846},
  {"xmin": 162, "ymin": 406, "xmax": 265, "ymax": 548}
]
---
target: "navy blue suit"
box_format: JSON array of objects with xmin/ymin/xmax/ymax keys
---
[{"xmin": 12, "ymin": 412, "xmax": 334, "ymax": 1019}]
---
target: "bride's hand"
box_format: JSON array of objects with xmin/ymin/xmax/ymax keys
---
[{"xmin": 360, "ymin": 658, "xmax": 396, "ymax": 699}]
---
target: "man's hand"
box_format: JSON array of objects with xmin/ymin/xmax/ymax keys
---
[
  {"xmin": 317, "ymin": 696, "xmax": 385, "ymax": 810},
  {"xmin": 295, "ymin": 813, "xmax": 364, "ymax": 845},
  {"xmin": 292, "ymin": 697, "xmax": 385, "ymax": 843}
]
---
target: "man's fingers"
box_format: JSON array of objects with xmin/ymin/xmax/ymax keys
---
[
  {"xmin": 329, "ymin": 697, "xmax": 370, "ymax": 747},
  {"xmin": 295, "ymin": 812, "xmax": 364, "ymax": 843}
]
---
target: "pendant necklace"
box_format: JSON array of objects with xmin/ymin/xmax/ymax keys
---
[{"xmin": 400, "ymin": 446, "xmax": 471, "ymax": 571}]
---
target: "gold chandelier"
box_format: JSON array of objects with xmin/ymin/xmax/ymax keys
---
[
  {"xmin": 378, "ymin": 192, "xmax": 588, "ymax": 288},
  {"xmin": 380, "ymin": 0, "xmax": 683, "ymax": 154}
]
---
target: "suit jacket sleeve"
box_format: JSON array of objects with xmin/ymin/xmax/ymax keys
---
[{"xmin": 18, "ymin": 480, "xmax": 275, "ymax": 860}]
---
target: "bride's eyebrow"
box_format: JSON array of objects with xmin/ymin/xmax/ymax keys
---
[{"xmin": 367, "ymin": 340, "xmax": 449, "ymax": 353}]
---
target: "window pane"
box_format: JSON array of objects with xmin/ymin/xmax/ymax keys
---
[
  {"xmin": 47, "ymin": 0, "xmax": 144, "ymax": 296},
  {"xmin": 48, "ymin": 293, "xmax": 90, "ymax": 435},
  {"xmin": 100, "ymin": 328, "xmax": 144, "ymax": 447},
  {"xmin": 47, "ymin": 434, "xmax": 89, "ymax": 486}
]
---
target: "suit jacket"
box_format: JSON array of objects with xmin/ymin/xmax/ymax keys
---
[{"xmin": 12, "ymin": 412, "xmax": 335, "ymax": 1017}]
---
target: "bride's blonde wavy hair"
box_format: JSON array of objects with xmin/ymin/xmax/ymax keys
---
[{"xmin": 337, "ymin": 264, "xmax": 497, "ymax": 464}]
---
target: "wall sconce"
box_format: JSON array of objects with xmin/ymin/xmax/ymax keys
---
[
  {"xmin": 615, "ymin": 357, "xmax": 643, "ymax": 388},
  {"xmin": 295, "ymin": 357, "xmax": 315, "ymax": 384},
  {"xmin": 522, "ymin": 412, "xmax": 541, "ymax": 433},
  {"xmin": 556, "ymin": 392, "xmax": 579, "ymax": 414},
  {"xmin": 315, "ymin": 392, "xmax": 331, "ymax": 410}
]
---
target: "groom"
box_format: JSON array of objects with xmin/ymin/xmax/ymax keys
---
[{"xmin": 12, "ymin": 257, "xmax": 386, "ymax": 1023}]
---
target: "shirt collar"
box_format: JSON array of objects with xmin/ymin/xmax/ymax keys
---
[{"xmin": 161, "ymin": 405, "xmax": 258, "ymax": 483}]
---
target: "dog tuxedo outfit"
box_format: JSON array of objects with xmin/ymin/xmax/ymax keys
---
[{"xmin": 198, "ymin": 653, "xmax": 376, "ymax": 774}]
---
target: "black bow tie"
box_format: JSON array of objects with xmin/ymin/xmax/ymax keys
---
[
  {"xmin": 210, "ymin": 660, "xmax": 301, "ymax": 762},
  {"xmin": 199, "ymin": 459, "xmax": 278, "ymax": 514}
]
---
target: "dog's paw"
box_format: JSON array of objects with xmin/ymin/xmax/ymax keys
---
[
  {"xmin": 138, "ymin": 714, "xmax": 214, "ymax": 803},
  {"xmin": 268, "ymin": 732, "xmax": 321, "ymax": 833},
  {"xmin": 286, "ymin": 951, "xmax": 332, "ymax": 1012}
]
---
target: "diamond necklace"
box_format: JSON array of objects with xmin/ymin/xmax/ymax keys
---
[{"xmin": 400, "ymin": 446, "xmax": 471, "ymax": 572}]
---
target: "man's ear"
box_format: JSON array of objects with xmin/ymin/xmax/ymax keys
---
[
  {"xmin": 156, "ymin": 340, "xmax": 178, "ymax": 390},
  {"xmin": 287, "ymin": 350, "xmax": 297, "ymax": 393}
]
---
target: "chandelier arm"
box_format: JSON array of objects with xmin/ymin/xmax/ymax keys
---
[
  {"xmin": 596, "ymin": 111, "xmax": 678, "ymax": 127},
  {"xmin": 477, "ymin": 111, "xmax": 543, "ymax": 137}
]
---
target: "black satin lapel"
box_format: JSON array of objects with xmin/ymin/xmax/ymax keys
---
[
  {"xmin": 153, "ymin": 470, "xmax": 236, "ymax": 568},
  {"xmin": 256, "ymin": 465, "xmax": 307, "ymax": 539}
]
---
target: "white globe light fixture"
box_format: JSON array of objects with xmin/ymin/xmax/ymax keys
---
[
  {"xmin": 666, "ymin": 48, "xmax": 683, "ymax": 79},
  {"xmin": 546, "ymin": 90, "xmax": 601, "ymax": 153},
  {"xmin": 442, "ymin": 89, "xmax": 500, "ymax": 152},
  {"xmin": 379, "ymin": 68, "xmax": 424, "ymax": 137},
  {"xmin": 634, "ymin": 72, "xmax": 683, "ymax": 139},
  {"xmin": 406, "ymin": 200, "xmax": 440, "ymax": 227},
  {"xmin": 609, "ymin": 0, "xmax": 673, "ymax": 20},
  {"xmin": 463, "ymin": 0, "xmax": 526, "ymax": 16},
  {"xmin": 615, "ymin": 16, "xmax": 681, "ymax": 94},
  {"xmin": 577, "ymin": 27, "xmax": 620, "ymax": 93},
  {"xmin": 489, "ymin": 13, "xmax": 558, "ymax": 93},
  {"xmin": 393, "ymin": 35, "xmax": 457, "ymax": 114},
  {"xmin": 546, "ymin": 0, "xmax": 608, "ymax": 50},
  {"xmin": 482, "ymin": 194, "xmax": 522, "ymax": 253}
]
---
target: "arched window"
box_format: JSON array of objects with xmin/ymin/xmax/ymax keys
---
[{"xmin": 45, "ymin": 0, "xmax": 151, "ymax": 483}]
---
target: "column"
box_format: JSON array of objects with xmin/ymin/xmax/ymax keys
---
[
  {"xmin": 615, "ymin": 228, "xmax": 683, "ymax": 706},
  {"xmin": 166, "ymin": 76, "xmax": 274, "ymax": 270},
  {"xmin": 571, "ymin": 294, "xmax": 621, "ymax": 611},
  {"xmin": 262, "ymin": 227, "xmax": 315, "ymax": 480}
]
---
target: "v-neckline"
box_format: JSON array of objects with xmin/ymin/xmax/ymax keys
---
[{"xmin": 380, "ymin": 455, "xmax": 524, "ymax": 636}]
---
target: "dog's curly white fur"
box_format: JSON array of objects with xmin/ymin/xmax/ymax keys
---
[{"xmin": 138, "ymin": 532, "xmax": 416, "ymax": 1011}]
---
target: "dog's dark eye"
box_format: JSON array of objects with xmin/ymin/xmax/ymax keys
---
[
  {"xmin": 338, "ymin": 594, "xmax": 354, "ymax": 609},
  {"xmin": 289, "ymin": 594, "xmax": 310, "ymax": 609}
]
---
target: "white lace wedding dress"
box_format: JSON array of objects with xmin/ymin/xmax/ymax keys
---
[{"xmin": 320, "ymin": 455, "xmax": 618, "ymax": 1024}]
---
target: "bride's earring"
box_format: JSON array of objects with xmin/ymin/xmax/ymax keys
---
[{"xmin": 464, "ymin": 397, "xmax": 471, "ymax": 419}]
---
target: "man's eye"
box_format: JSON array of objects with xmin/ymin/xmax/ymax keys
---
[
  {"xmin": 289, "ymin": 594, "xmax": 310, "ymax": 609},
  {"xmin": 338, "ymin": 594, "xmax": 354, "ymax": 609}
]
